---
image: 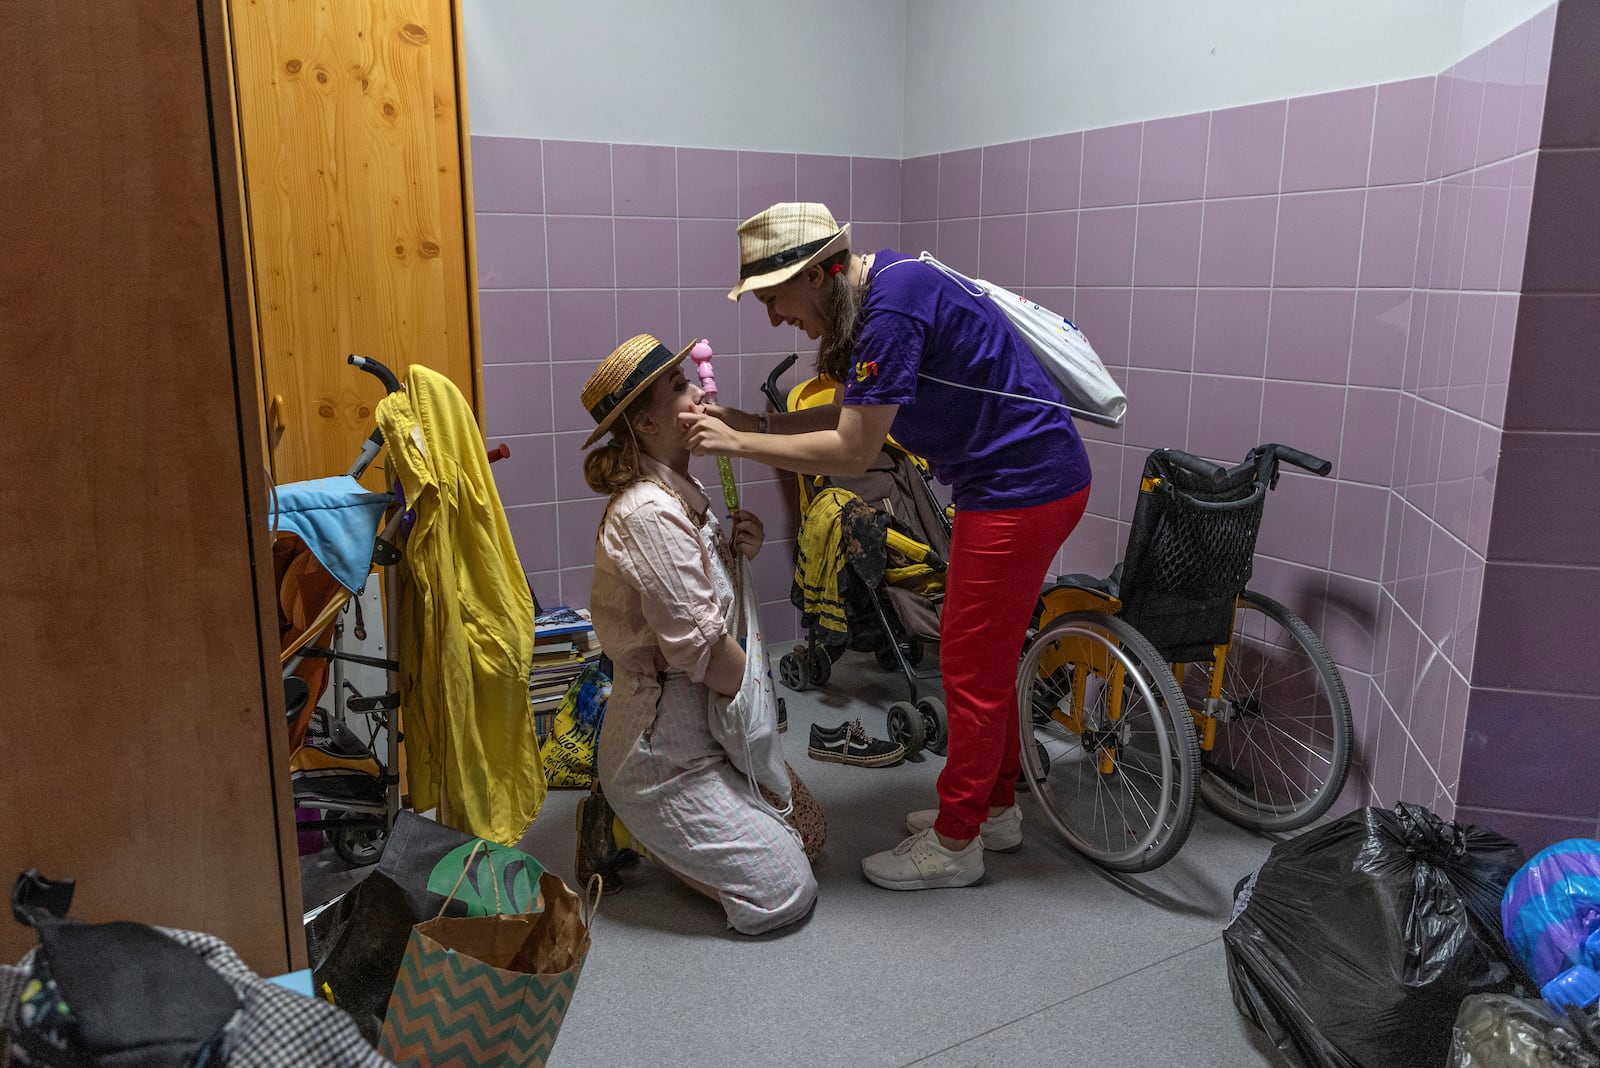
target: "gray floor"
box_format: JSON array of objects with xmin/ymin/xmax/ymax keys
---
[{"xmin": 302, "ymin": 651, "xmax": 1290, "ymax": 1068}]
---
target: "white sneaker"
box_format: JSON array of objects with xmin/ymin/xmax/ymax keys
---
[
  {"xmin": 904, "ymin": 805, "xmax": 1023, "ymax": 852},
  {"xmin": 861, "ymin": 827, "xmax": 984, "ymax": 891}
]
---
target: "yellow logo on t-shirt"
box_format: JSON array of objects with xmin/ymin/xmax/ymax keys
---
[{"xmin": 853, "ymin": 359, "xmax": 879, "ymax": 382}]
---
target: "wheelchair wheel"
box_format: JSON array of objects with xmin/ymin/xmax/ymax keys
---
[
  {"xmin": 1017, "ymin": 611, "xmax": 1200, "ymax": 873},
  {"xmin": 1186, "ymin": 590, "xmax": 1352, "ymax": 832},
  {"xmin": 1017, "ymin": 740, "xmax": 1050, "ymax": 793}
]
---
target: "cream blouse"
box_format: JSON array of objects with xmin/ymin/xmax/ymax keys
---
[{"xmin": 589, "ymin": 457, "xmax": 736, "ymax": 697}]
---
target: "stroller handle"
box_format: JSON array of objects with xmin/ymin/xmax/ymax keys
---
[
  {"xmin": 348, "ymin": 354, "xmax": 402, "ymax": 394},
  {"xmin": 345, "ymin": 355, "xmax": 402, "ymax": 480},
  {"xmin": 761, "ymin": 354, "xmax": 799, "ymax": 413}
]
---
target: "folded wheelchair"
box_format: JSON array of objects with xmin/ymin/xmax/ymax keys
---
[{"xmin": 1020, "ymin": 444, "xmax": 1354, "ymax": 872}]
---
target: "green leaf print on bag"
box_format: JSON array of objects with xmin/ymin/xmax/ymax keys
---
[{"xmin": 427, "ymin": 840, "xmax": 545, "ymax": 915}]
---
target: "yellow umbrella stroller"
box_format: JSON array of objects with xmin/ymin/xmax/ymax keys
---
[{"xmin": 760, "ymin": 355, "xmax": 953, "ymax": 758}]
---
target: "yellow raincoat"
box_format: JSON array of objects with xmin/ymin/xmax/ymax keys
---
[{"xmin": 376, "ymin": 366, "xmax": 545, "ymax": 844}]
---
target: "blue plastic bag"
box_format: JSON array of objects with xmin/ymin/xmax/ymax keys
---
[{"xmin": 1502, "ymin": 838, "xmax": 1600, "ymax": 989}]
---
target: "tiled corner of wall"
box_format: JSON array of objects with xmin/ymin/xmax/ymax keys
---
[{"xmin": 895, "ymin": 5, "xmax": 1561, "ymax": 828}]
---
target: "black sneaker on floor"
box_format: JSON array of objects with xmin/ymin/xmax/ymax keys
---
[{"xmin": 807, "ymin": 718, "xmax": 906, "ymax": 768}]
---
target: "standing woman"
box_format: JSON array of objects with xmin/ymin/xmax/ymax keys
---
[
  {"xmin": 581, "ymin": 333, "xmax": 818, "ymax": 935},
  {"xmin": 682, "ymin": 203, "xmax": 1091, "ymax": 891}
]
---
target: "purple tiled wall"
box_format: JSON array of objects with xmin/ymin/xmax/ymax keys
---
[
  {"xmin": 470, "ymin": 140, "xmax": 900, "ymax": 640},
  {"xmin": 1456, "ymin": 0, "xmax": 1600, "ymax": 848},
  {"xmin": 897, "ymin": 5, "xmax": 1566, "ymax": 839}
]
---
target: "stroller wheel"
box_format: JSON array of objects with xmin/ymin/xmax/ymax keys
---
[
  {"xmin": 806, "ymin": 645, "xmax": 832, "ymax": 687},
  {"xmin": 778, "ymin": 652, "xmax": 810, "ymax": 692},
  {"xmin": 917, "ymin": 697, "xmax": 948, "ymax": 756},
  {"xmin": 887, "ymin": 701, "xmax": 926, "ymax": 759},
  {"xmin": 330, "ymin": 817, "xmax": 388, "ymax": 867}
]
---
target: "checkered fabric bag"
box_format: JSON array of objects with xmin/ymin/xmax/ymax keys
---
[
  {"xmin": 161, "ymin": 930, "xmax": 392, "ymax": 1068},
  {"xmin": 2, "ymin": 929, "xmax": 389, "ymax": 1068}
]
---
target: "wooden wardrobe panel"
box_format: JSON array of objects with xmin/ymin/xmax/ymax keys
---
[
  {"xmin": 0, "ymin": 1, "xmax": 302, "ymax": 972},
  {"xmin": 230, "ymin": 0, "xmax": 481, "ymax": 486}
]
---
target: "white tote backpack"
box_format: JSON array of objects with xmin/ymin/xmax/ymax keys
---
[
  {"xmin": 877, "ymin": 252, "xmax": 1127, "ymax": 427},
  {"xmin": 706, "ymin": 556, "xmax": 793, "ymax": 817}
]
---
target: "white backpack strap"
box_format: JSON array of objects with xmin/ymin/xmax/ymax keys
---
[
  {"xmin": 876, "ymin": 254, "xmax": 1083, "ymax": 416},
  {"xmin": 916, "ymin": 372, "xmax": 1077, "ymax": 412},
  {"xmin": 872, "ymin": 251, "xmax": 985, "ymax": 299},
  {"xmin": 915, "ymin": 251, "xmax": 986, "ymax": 297}
]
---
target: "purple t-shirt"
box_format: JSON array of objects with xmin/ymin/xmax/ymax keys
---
[{"xmin": 842, "ymin": 250, "xmax": 1091, "ymax": 511}]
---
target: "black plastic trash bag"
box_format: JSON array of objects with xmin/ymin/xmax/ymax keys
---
[{"xmin": 1225, "ymin": 802, "xmax": 1527, "ymax": 1068}]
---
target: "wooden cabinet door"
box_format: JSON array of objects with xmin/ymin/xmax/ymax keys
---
[
  {"xmin": 228, "ymin": 0, "xmax": 482, "ymax": 486},
  {"xmin": 0, "ymin": 0, "xmax": 302, "ymax": 974}
]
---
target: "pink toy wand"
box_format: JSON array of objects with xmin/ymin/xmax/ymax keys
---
[{"xmin": 690, "ymin": 339, "xmax": 741, "ymax": 513}]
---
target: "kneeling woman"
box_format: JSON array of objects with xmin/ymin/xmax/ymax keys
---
[{"xmin": 579, "ymin": 334, "xmax": 818, "ymax": 935}]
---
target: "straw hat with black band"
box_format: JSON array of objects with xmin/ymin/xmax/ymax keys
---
[
  {"xmin": 727, "ymin": 202, "xmax": 852, "ymax": 301},
  {"xmin": 580, "ymin": 334, "xmax": 697, "ymax": 449}
]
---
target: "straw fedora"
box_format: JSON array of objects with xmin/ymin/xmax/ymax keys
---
[
  {"xmin": 727, "ymin": 202, "xmax": 851, "ymax": 301},
  {"xmin": 580, "ymin": 333, "xmax": 696, "ymax": 449}
]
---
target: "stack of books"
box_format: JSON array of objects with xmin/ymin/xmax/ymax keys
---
[{"xmin": 530, "ymin": 606, "xmax": 603, "ymax": 738}]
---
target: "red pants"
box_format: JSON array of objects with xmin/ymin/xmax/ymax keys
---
[{"xmin": 933, "ymin": 487, "xmax": 1089, "ymax": 842}]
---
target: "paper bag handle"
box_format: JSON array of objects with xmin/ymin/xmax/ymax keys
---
[
  {"xmin": 434, "ymin": 840, "xmax": 504, "ymax": 919},
  {"xmin": 583, "ymin": 874, "xmax": 604, "ymax": 930}
]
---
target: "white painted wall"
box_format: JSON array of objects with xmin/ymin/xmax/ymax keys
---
[
  {"xmin": 901, "ymin": 0, "xmax": 1555, "ymax": 156},
  {"xmin": 463, "ymin": 0, "xmax": 907, "ymax": 156},
  {"xmin": 462, "ymin": 0, "xmax": 1556, "ymax": 159},
  {"xmin": 1460, "ymin": 0, "xmax": 1556, "ymax": 55}
]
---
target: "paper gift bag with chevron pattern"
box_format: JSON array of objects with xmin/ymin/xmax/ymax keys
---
[{"xmin": 378, "ymin": 847, "xmax": 597, "ymax": 1068}]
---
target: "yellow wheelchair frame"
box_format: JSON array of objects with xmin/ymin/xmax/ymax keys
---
[{"xmin": 1017, "ymin": 445, "xmax": 1354, "ymax": 873}]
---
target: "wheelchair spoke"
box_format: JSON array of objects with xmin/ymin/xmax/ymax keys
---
[
  {"xmin": 1019, "ymin": 610, "xmax": 1198, "ymax": 871},
  {"xmin": 1193, "ymin": 591, "xmax": 1352, "ymax": 831}
]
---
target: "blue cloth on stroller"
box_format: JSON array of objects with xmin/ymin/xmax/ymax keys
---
[{"xmin": 273, "ymin": 476, "xmax": 391, "ymax": 592}]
